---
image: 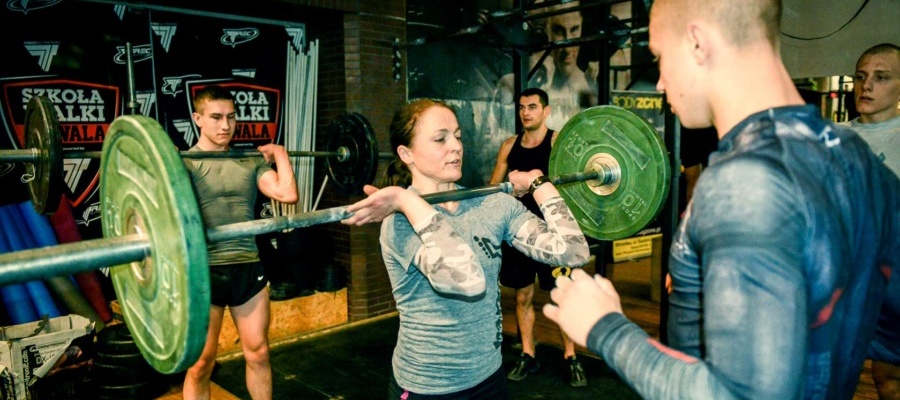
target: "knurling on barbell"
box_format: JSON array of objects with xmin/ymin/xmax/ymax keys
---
[
  {"xmin": 0, "ymin": 105, "xmax": 670, "ymax": 375},
  {"xmin": 0, "ymin": 97, "xmax": 391, "ymax": 215}
]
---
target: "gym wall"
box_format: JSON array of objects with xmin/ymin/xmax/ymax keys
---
[{"xmin": 0, "ymin": 1, "xmax": 303, "ymax": 239}]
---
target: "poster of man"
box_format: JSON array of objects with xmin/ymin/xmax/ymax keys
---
[
  {"xmin": 407, "ymin": 0, "xmax": 635, "ymax": 186},
  {"xmin": 533, "ymin": 0, "xmax": 600, "ymax": 131},
  {"xmin": 490, "ymin": 0, "xmax": 615, "ymax": 136}
]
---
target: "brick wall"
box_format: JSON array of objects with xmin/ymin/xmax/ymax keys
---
[{"xmin": 307, "ymin": 0, "xmax": 407, "ymax": 321}]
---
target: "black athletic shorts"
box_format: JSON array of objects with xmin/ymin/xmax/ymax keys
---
[
  {"xmin": 498, "ymin": 243, "xmax": 573, "ymax": 291},
  {"xmin": 209, "ymin": 261, "xmax": 268, "ymax": 307}
]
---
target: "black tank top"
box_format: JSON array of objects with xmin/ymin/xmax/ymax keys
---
[{"xmin": 506, "ymin": 129, "xmax": 554, "ymax": 216}]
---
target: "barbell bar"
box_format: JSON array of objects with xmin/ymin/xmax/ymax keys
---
[
  {"xmin": 0, "ymin": 172, "xmax": 614, "ymax": 284},
  {"xmin": 0, "ymin": 148, "xmax": 392, "ymax": 163},
  {"xmin": 0, "ymin": 104, "xmax": 670, "ymax": 376},
  {"xmin": 4, "ymin": 96, "xmax": 390, "ymax": 215}
]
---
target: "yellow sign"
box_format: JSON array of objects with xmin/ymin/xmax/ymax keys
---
[{"xmin": 612, "ymin": 233, "xmax": 662, "ymax": 262}]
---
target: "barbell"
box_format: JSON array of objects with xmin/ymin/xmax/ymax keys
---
[
  {"xmin": 0, "ymin": 96, "xmax": 391, "ymax": 215},
  {"xmin": 0, "ymin": 104, "xmax": 670, "ymax": 375}
]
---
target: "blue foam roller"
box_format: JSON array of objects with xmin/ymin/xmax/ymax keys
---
[
  {"xmin": 17, "ymin": 201, "xmax": 59, "ymax": 247},
  {"xmin": 0, "ymin": 210, "xmax": 39, "ymax": 324},
  {"xmin": 17, "ymin": 201, "xmax": 103, "ymax": 325},
  {"xmin": 0, "ymin": 284, "xmax": 38, "ymax": 324},
  {"xmin": 0, "ymin": 205, "xmax": 61, "ymax": 318}
]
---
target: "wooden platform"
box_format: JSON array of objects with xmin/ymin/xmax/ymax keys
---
[
  {"xmin": 155, "ymin": 382, "xmax": 240, "ymax": 400},
  {"xmin": 217, "ymin": 288, "xmax": 348, "ymax": 356}
]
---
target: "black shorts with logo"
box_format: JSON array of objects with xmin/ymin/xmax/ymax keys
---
[
  {"xmin": 498, "ymin": 243, "xmax": 573, "ymax": 291},
  {"xmin": 209, "ymin": 261, "xmax": 268, "ymax": 307}
]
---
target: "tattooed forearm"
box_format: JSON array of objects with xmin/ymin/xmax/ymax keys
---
[
  {"xmin": 413, "ymin": 213, "xmax": 486, "ymax": 296},
  {"xmin": 512, "ymin": 196, "xmax": 589, "ymax": 267}
]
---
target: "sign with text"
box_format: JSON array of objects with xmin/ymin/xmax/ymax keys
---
[{"xmin": 613, "ymin": 233, "xmax": 662, "ymax": 262}]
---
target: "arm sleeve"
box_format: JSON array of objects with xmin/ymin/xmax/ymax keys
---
[
  {"xmin": 587, "ymin": 158, "xmax": 808, "ymax": 400},
  {"xmin": 509, "ymin": 196, "xmax": 590, "ymax": 267},
  {"xmin": 409, "ymin": 211, "xmax": 486, "ymax": 297}
]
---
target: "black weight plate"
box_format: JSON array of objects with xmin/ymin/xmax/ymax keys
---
[
  {"xmin": 326, "ymin": 112, "xmax": 378, "ymax": 195},
  {"xmin": 94, "ymin": 379, "xmax": 168, "ymax": 400},
  {"xmin": 91, "ymin": 361, "xmax": 159, "ymax": 385},
  {"xmin": 24, "ymin": 96, "xmax": 63, "ymax": 214},
  {"xmin": 96, "ymin": 324, "xmax": 137, "ymax": 354}
]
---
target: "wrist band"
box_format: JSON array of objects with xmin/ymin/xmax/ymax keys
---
[{"xmin": 529, "ymin": 175, "xmax": 551, "ymax": 193}]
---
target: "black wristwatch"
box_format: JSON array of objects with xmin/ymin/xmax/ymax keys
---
[{"xmin": 529, "ymin": 175, "xmax": 551, "ymax": 193}]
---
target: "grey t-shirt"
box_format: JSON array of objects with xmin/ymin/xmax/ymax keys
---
[
  {"xmin": 183, "ymin": 146, "xmax": 272, "ymax": 265},
  {"xmin": 380, "ymin": 191, "xmax": 532, "ymax": 394},
  {"xmin": 844, "ymin": 116, "xmax": 900, "ymax": 177}
]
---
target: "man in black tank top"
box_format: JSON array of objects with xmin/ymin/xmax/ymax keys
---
[{"xmin": 489, "ymin": 88, "xmax": 588, "ymax": 388}]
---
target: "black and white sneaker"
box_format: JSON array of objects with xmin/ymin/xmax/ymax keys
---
[
  {"xmin": 568, "ymin": 356, "xmax": 587, "ymax": 387},
  {"xmin": 507, "ymin": 353, "xmax": 540, "ymax": 381}
]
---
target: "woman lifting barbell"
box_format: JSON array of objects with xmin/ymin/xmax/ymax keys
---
[{"xmin": 341, "ymin": 98, "xmax": 590, "ymax": 399}]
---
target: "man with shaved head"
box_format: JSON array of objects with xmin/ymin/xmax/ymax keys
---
[
  {"xmin": 543, "ymin": 0, "xmax": 900, "ymax": 399},
  {"xmin": 844, "ymin": 42, "xmax": 900, "ymax": 400},
  {"xmin": 845, "ymin": 43, "xmax": 900, "ymax": 177}
]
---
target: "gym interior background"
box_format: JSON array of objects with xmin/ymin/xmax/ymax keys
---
[{"xmin": 0, "ymin": 0, "xmax": 896, "ymax": 399}]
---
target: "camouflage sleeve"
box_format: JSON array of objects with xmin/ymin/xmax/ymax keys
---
[
  {"xmin": 511, "ymin": 196, "xmax": 590, "ymax": 267},
  {"xmin": 411, "ymin": 212, "xmax": 486, "ymax": 297}
]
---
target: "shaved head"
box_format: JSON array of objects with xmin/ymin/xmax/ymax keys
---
[
  {"xmin": 857, "ymin": 43, "xmax": 900, "ymax": 68},
  {"xmin": 651, "ymin": 0, "xmax": 781, "ymax": 47}
]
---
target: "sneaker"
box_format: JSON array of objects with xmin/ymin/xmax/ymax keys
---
[
  {"xmin": 568, "ymin": 356, "xmax": 587, "ymax": 387},
  {"xmin": 507, "ymin": 353, "xmax": 540, "ymax": 381}
]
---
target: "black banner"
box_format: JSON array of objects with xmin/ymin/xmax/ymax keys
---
[{"xmin": 0, "ymin": 1, "xmax": 301, "ymax": 239}]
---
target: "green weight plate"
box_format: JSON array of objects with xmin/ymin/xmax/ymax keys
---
[
  {"xmin": 326, "ymin": 112, "xmax": 378, "ymax": 195},
  {"xmin": 100, "ymin": 115, "xmax": 209, "ymax": 374},
  {"xmin": 550, "ymin": 105, "xmax": 671, "ymax": 241},
  {"xmin": 24, "ymin": 96, "xmax": 62, "ymax": 215}
]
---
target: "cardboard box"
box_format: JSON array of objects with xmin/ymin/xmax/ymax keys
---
[
  {"xmin": 0, "ymin": 315, "xmax": 94, "ymax": 400},
  {"xmin": 0, "ymin": 366, "xmax": 14, "ymax": 400}
]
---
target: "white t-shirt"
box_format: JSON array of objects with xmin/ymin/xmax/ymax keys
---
[{"xmin": 842, "ymin": 115, "xmax": 900, "ymax": 178}]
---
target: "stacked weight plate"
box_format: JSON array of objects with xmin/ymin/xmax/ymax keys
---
[{"xmin": 92, "ymin": 324, "xmax": 169, "ymax": 399}]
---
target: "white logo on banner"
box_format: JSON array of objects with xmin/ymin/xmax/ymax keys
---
[
  {"xmin": 24, "ymin": 42, "xmax": 59, "ymax": 71},
  {"xmin": 161, "ymin": 74, "xmax": 201, "ymax": 97},
  {"xmin": 174, "ymin": 120, "xmax": 196, "ymax": 145},
  {"xmin": 151, "ymin": 23, "xmax": 177, "ymax": 53},
  {"xmin": 78, "ymin": 202, "xmax": 101, "ymax": 227},
  {"xmin": 63, "ymin": 158, "xmax": 91, "ymax": 193},
  {"xmin": 6, "ymin": 0, "xmax": 62, "ymax": 14},
  {"xmin": 232, "ymin": 69, "xmax": 257, "ymax": 78},
  {"xmin": 113, "ymin": 44, "xmax": 153, "ymax": 64},
  {"xmin": 113, "ymin": 4, "xmax": 126, "ymax": 19},
  {"xmin": 285, "ymin": 27, "xmax": 306, "ymax": 51},
  {"xmin": 136, "ymin": 92, "xmax": 157, "ymax": 116},
  {"xmin": 221, "ymin": 28, "xmax": 259, "ymax": 47}
]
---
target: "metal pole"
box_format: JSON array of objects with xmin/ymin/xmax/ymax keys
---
[
  {"xmin": 0, "ymin": 149, "xmax": 39, "ymax": 163},
  {"xmin": 0, "ymin": 235, "xmax": 149, "ymax": 286},
  {"xmin": 0, "ymin": 169, "xmax": 608, "ymax": 286},
  {"xmin": 125, "ymin": 42, "xmax": 139, "ymax": 115}
]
